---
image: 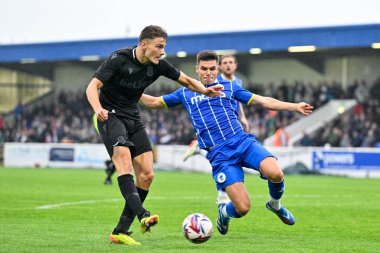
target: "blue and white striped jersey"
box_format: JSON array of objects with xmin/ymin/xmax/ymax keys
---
[
  {"xmin": 161, "ymin": 80, "xmax": 254, "ymax": 149},
  {"xmin": 217, "ymin": 74, "xmax": 243, "ymax": 88},
  {"xmin": 217, "ymin": 74, "xmax": 243, "ymax": 112}
]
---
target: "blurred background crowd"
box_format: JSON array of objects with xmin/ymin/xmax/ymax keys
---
[{"xmin": 1, "ymin": 77, "xmax": 379, "ymax": 148}]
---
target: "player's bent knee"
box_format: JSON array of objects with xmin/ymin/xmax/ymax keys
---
[
  {"xmin": 268, "ymin": 171, "xmax": 284, "ymax": 183},
  {"xmin": 235, "ymin": 203, "xmax": 250, "ymax": 216},
  {"xmin": 140, "ymin": 171, "xmax": 154, "ymax": 184},
  {"xmin": 145, "ymin": 172, "xmax": 155, "ymax": 183}
]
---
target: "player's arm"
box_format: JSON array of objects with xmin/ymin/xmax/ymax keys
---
[
  {"xmin": 139, "ymin": 94, "xmax": 166, "ymax": 109},
  {"xmin": 177, "ymin": 72, "xmax": 223, "ymax": 97},
  {"xmin": 86, "ymin": 78, "xmax": 109, "ymax": 122},
  {"xmin": 238, "ymin": 103, "xmax": 250, "ymax": 132},
  {"xmin": 250, "ymin": 94, "xmax": 313, "ymax": 115}
]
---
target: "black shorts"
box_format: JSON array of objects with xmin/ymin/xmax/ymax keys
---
[{"xmin": 96, "ymin": 113, "xmax": 152, "ymax": 158}]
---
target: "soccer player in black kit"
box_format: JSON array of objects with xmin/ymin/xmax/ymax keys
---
[{"xmin": 86, "ymin": 25, "xmax": 223, "ymax": 246}]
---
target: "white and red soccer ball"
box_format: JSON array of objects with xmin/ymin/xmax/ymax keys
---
[{"xmin": 182, "ymin": 213, "xmax": 213, "ymax": 244}]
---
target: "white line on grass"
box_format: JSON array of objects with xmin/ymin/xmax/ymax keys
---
[
  {"xmin": 35, "ymin": 198, "xmax": 121, "ymax": 209},
  {"xmin": 34, "ymin": 194, "xmax": 339, "ymax": 210},
  {"xmin": 35, "ymin": 196, "xmax": 213, "ymax": 210}
]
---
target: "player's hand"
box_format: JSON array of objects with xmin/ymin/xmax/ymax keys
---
[
  {"xmin": 204, "ymin": 84, "xmax": 224, "ymax": 97},
  {"xmin": 96, "ymin": 108, "xmax": 109, "ymax": 122},
  {"xmin": 296, "ymin": 102, "xmax": 313, "ymax": 115}
]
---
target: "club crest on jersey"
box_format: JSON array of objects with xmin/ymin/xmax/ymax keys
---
[
  {"xmin": 217, "ymin": 173, "xmax": 226, "ymax": 183},
  {"xmin": 190, "ymin": 92, "xmax": 226, "ymax": 105},
  {"xmin": 147, "ymin": 65, "xmax": 154, "ymax": 77}
]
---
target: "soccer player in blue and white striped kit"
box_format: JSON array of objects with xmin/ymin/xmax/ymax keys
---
[
  {"xmin": 139, "ymin": 50, "xmax": 313, "ymax": 234},
  {"xmin": 182, "ymin": 54, "xmax": 249, "ymax": 205}
]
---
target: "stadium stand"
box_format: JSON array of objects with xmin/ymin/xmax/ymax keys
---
[
  {"xmin": 0, "ymin": 78, "xmax": 379, "ymax": 148},
  {"xmin": 0, "ymin": 24, "xmax": 379, "ymax": 148}
]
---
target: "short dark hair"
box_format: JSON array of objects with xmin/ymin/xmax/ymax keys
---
[
  {"xmin": 219, "ymin": 55, "xmax": 237, "ymax": 65},
  {"xmin": 139, "ymin": 25, "xmax": 168, "ymax": 42},
  {"xmin": 196, "ymin": 50, "xmax": 219, "ymax": 64}
]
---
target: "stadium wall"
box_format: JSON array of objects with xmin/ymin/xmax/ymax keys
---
[
  {"xmin": 249, "ymin": 58, "xmax": 323, "ymax": 84},
  {"xmin": 325, "ymin": 56, "xmax": 380, "ymax": 86},
  {"xmin": 248, "ymin": 56, "xmax": 380, "ymax": 86},
  {"xmin": 4, "ymin": 143, "xmax": 380, "ymax": 178},
  {"xmin": 54, "ymin": 63, "xmax": 94, "ymax": 92},
  {"xmin": 141, "ymin": 55, "xmax": 380, "ymax": 89},
  {"xmin": 19, "ymin": 54, "xmax": 379, "ymax": 96}
]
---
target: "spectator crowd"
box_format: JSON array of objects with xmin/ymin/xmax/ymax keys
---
[{"xmin": 0, "ymin": 78, "xmax": 379, "ymax": 148}]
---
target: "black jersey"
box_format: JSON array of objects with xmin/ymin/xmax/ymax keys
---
[{"xmin": 93, "ymin": 46, "xmax": 181, "ymax": 119}]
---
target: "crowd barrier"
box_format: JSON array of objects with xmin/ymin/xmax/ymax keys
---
[
  {"xmin": 4, "ymin": 143, "xmax": 109, "ymax": 169},
  {"xmin": 4, "ymin": 143, "xmax": 380, "ymax": 178}
]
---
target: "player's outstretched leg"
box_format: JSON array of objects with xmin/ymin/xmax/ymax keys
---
[
  {"xmin": 216, "ymin": 203, "xmax": 231, "ymax": 235},
  {"xmin": 266, "ymin": 180, "xmax": 295, "ymax": 225},
  {"xmin": 266, "ymin": 201, "xmax": 295, "ymax": 225},
  {"xmin": 216, "ymin": 190, "xmax": 230, "ymax": 205},
  {"xmin": 140, "ymin": 212, "xmax": 160, "ymax": 233},
  {"xmin": 116, "ymin": 174, "xmax": 159, "ymax": 234},
  {"xmin": 113, "ymin": 187, "xmax": 151, "ymax": 235},
  {"xmin": 109, "ymin": 231, "xmax": 141, "ymax": 246},
  {"xmin": 182, "ymin": 140, "xmax": 200, "ymax": 162}
]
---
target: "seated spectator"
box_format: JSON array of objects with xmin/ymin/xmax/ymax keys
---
[
  {"xmin": 2, "ymin": 78, "xmax": 379, "ymax": 148},
  {"xmin": 299, "ymin": 132, "xmax": 313, "ymax": 146}
]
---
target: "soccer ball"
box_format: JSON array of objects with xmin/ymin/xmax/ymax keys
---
[{"xmin": 182, "ymin": 213, "xmax": 213, "ymax": 244}]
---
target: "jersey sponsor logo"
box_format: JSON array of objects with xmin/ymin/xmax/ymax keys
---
[
  {"xmin": 190, "ymin": 92, "xmax": 226, "ymax": 105},
  {"xmin": 217, "ymin": 172, "xmax": 226, "ymax": 183},
  {"xmin": 128, "ymin": 68, "xmax": 133, "ymax": 74},
  {"xmin": 119, "ymin": 79, "xmax": 151, "ymax": 88},
  {"xmin": 111, "ymin": 53, "xmax": 118, "ymax": 59}
]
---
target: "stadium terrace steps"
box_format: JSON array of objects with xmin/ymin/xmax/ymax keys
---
[{"xmin": 263, "ymin": 99, "xmax": 357, "ymax": 146}]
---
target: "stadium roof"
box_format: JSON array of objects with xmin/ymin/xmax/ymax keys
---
[{"xmin": 0, "ymin": 23, "xmax": 379, "ymax": 63}]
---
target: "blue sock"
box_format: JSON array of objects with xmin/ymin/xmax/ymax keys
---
[
  {"xmin": 225, "ymin": 202, "xmax": 242, "ymax": 218},
  {"xmin": 268, "ymin": 180, "xmax": 285, "ymax": 200}
]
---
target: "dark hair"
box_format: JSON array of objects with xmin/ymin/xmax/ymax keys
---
[
  {"xmin": 196, "ymin": 50, "xmax": 219, "ymax": 64},
  {"xmin": 219, "ymin": 55, "xmax": 237, "ymax": 65},
  {"xmin": 139, "ymin": 25, "xmax": 168, "ymax": 42}
]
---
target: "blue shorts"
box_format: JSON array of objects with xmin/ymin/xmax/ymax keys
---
[{"xmin": 206, "ymin": 132, "xmax": 274, "ymax": 190}]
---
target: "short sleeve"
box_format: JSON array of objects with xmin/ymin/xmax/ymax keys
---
[
  {"xmin": 93, "ymin": 52, "xmax": 125, "ymax": 84},
  {"xmin": 162, "ymin": 88, "xmax": 184, "ymax": 108},
  {"xmin": 158, "ymin": 59, "xmax": 181, "ymax": 81},
  {"xmin": 232, "ymin": 83, "xmax": 254, "ymax": 105}
]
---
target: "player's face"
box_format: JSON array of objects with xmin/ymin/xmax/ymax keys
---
[
  {"xmin": 219, "ymin": 56, "xmax": 237, "ymax": 76},
  {"xmin": 196, "ymin": 60, "xmax": 218, "ymax": 85},
  {"xmin": 141, "ymin": 37, "xmax": 166, "ymax": 64}
]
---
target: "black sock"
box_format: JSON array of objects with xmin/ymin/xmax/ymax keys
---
[
  {"xmin": 113, "ymin": 187, "xmax": 150, "ymax": 234},
  {"xmin": 113, "ymin": 205, "xmax": 135, "ymax": 235},
  {"xmin": 137, "ymin": 187, "xmax": 149, "ymax": 203},
  {"xmin": 117, "ymin": 175, "xmax": 146, "ymax": 219}
]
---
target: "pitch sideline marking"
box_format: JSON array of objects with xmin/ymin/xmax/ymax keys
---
[
  {"xmin": 33, "ymin": 194, "xmax": 339, "ymax": 210},
  {"xmin": 0, "ymin": 194, "xmax": 341, "ymax": 211},
  {"xmin": 35, "ymin": 198, "xmax": 121, "ymax": 210},
  {"xmin": 35, "ymin": 196, "xmax": 213, "ymax": 210}
]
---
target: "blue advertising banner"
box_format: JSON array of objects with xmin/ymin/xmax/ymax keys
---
[
  {"xmin": 49, "ymin": 147, "xmax": 75, "ymax": 162},
  {"xmin": 313, "ymin": 151, "xmax": 380, "ymax": 170}
]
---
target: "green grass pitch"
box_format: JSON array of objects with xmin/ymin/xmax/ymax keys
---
[{"xmin": 1, "ymin": 167, "xmax": 379, "ymax": 252}]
